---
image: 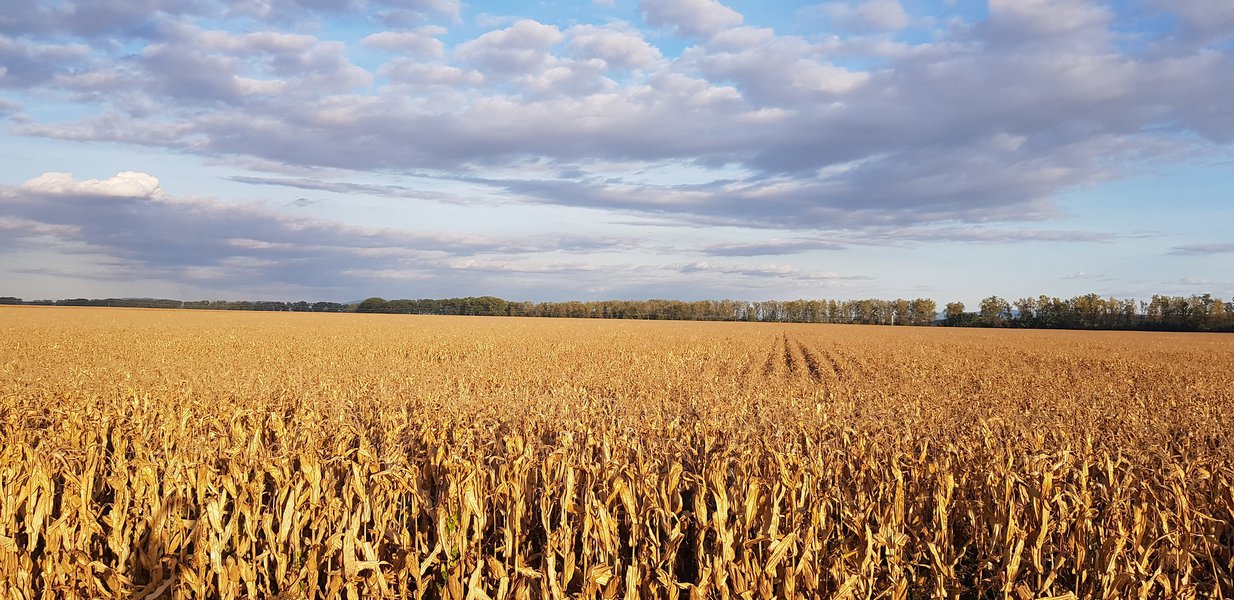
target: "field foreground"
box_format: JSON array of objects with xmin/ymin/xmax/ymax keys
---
[{"xmin": 1, "ymin": 307, "xmax": 1232, "ymax": 598}]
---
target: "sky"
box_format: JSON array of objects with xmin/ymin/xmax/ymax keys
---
[{"xmin": 1, "ymin": 0, "xmax": 1232, "ymax": 306}]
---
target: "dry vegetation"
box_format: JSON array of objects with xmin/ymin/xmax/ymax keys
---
[{"xmin": 1, "ymin": 306, "xmax": 1232, "ymax": 599}]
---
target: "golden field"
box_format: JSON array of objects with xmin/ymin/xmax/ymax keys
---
[{"xmin": 1, "ymin": 306, "xmax": 1232, "ymax": 599}]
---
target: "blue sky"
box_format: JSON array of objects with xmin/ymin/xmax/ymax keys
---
[{"xmin": 1, "ymin": 0, "xmax": 1231, "ymax": 305}]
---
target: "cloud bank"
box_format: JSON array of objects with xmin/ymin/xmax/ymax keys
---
[
  {"xmin": 6, "ymin": 0, "xmax": 1233, "ymax": 231},
  {"xmin": 1, "ymin": 0, "xmax": 1231, "ymax": 301}
]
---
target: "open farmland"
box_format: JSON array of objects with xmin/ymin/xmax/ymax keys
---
[{"xmin": 1, "ymin": 307, "xmax": 1232, "ymax": 598}]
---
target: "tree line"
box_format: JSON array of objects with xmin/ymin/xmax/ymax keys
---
[
  {"xmin": 943, "ymin": 293, "xmax": 1234, "ymax": 331},
  {"xmin": 355, "ymin": 296, "xmax": 939, "ymax": 325},
  {"xmin": 3, "ymin": 293, "xmax": 1232, "ymax": 331}
]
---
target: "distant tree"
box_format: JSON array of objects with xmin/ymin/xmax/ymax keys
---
[
  {"xmin": 1221, "ymin": 297, "xmax": 1234, "ymax": 331},
  {"xmin": 471, "ymin": 296, "xmax": 508, "ymax": 316},
  {"xmin": 1112, "ymin": 297, "xmax": 1137, "ymax": 328},
  {"xmin": 1034, "ymin": 295, "xmax": 1063, "ymax": 328},
  {"xmin": 870, "ymin": 300, "xmax": 892, "ymax": 325},
  {"xmin": 1012, "ymin": 297, "xmax": 1037, "ymax": 327},
  {"xmin": 383, "ymin": 299, "xmax": 414, "ymax": 313},
  {"xmin": 0, "ymin": 297, "xmax": 21, "ymax": 305},
  {"xmin": 356, "ymin": 297, "xmax": 388, "ymax": 313},
  {"xmin": 944, "ymin": 302, "xmax": 967, "ymax": 326},
  {"xmin": 909, "ymin": 298, "xmax": 937, "ymax": 326},
  {"xmin": 978, "ymin": 296, "xmax": 1012, "ymax": 327},
  {"xmin": 1209, "ymin": 298, "xmax": 1230, "ymax": 329},
  {"xmin": 889, "ymin": 299, "xmax": 908, "ymax": 325},
  {"xmin": 1071, "ymin": 293, "xmax": 1105, "ymax": 328},
  {"xmin": 1188, "ymin": 294, "xmax": 1216, "ymax": 329},
  {"xmin": 852, "ymin": 299, "xmax": 878, "ymax": 324}
]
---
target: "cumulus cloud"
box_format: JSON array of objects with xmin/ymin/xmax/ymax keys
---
[
  {"xmin": 821, "ymin": 0, "xmax": 910, "ymax": 33},
  {"xmin": 0, "ymin": 0, "xmax": 455, "ymax": 42},
  {"xmin": 639, "ymin": 0, "xmax": 743, "ymax": 38},
  {"xmin": 455, "ymin": 19, "xmax": 563, "ymax": 76},
  {"xmin": 683, "ymin": 27, "xmax": 869, "ymax": 102},
  {"xmin": 20, "ymin": 171, "xmax": 165, "ymax": 199},
  {"xmin": 4, "ymin": 0, "xmax": 1234, "ymax": 303},
  {"xmin": 567, "ymin": 23, "xmax": 663, "ymax": 70},
  {"xmin": 374, "ymin": 0, "xmax": 461, "ymax": 24},
  {"xmin": 378, "ymin": 60, "xmax": 483, "ymax": 87},
  {"xmin": 0, "ymin": 0, "xmax": 186, "ymax": 39},
  {"xmin": 229, "ymin": 0, "xmax": 460, "ymax": 24},
  {"xmin": 1148, "ymin": 0, "xmax": 1234, "ymax": 47},
  {"xmin": 362, "ymin": 27, "xmax": 446, "ymax": 56},
  {"xmin": 983, "ymin": 0, "xmax": 1114, "ymax": 46}
]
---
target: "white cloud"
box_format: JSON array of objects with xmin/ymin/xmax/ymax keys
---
[
  {"xmin": 685, "ymin": 27, "xmax": 869, "ymax": 102},
  {"xmin": 822, "ymin": 0, "xmax": 910, "ymax": 32},
  {"xmin": 2, "ymin": 2, "xmax": 1232, "ymax": 303},
  {"xmin": 5, "ymin": 1, "xmax": 1234, "ymax": 248},
  {"xmin": 19, "ymin": 171, "xmax": 165, "ymax": 199},
  {"xmin": 567, "ymin": 24, "xmax": 663, "ymax": 70},
  {"xmin": 985, "ymin": 0, "xmax": 1113, "ymax": 46},
  {"xmin": 1148, "ymin": 0, "xmax": 1234, "ymax": 46},
  {"xmin": 376, "ymin": 0, "xmax": 461, "ymax": 23},
  {"xmin": 379, "ymin": 60, "xmax": 483, "ymax": 86},
  {"xmin": 455, "ymin": 19, "xmax": 563, "ymax": 75},
  {"xmin": 639, "ymin": 0, "xmax": 743, "ymax": 38},
  {"xmin": 138, "ymin": 25, "xmax": 371, "ymax": 104},
  {"xmin": 362, "ymin": 27, "xmax": 447, "ymax": 56}
]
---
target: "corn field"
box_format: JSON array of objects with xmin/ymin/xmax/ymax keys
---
[{"xmin": 1, "ymin": 307, "xmax": 1232, "ymax": 598}]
